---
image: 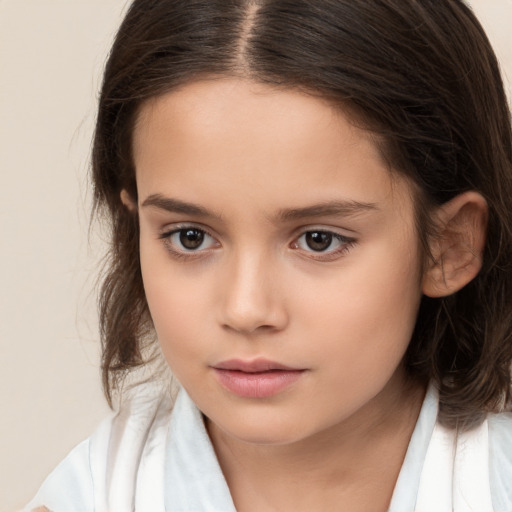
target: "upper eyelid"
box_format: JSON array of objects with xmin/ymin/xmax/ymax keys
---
[
  {"xmin": 159, "ymin": 222, "xmax": 216, "ymax": 237},
  {"xmin": 292, "ymin": 225, "xmax": 357, "ymax": 240},
  {"xmin": 157, "ymin": 225, "xmax": 355, "ymax": 262},
  {"xmin": 158, "ymin": 224, "xmax": 217, "ymax": 245},
  {"xmin": 157, "ymin": 223, "xmax": 356, "ymax": 243},
  {"xmin": 298, "ymin": 230, "xmax": 353, "ymax": 240},
  {"xmin": 294, "ymin": 231, "xmax": 355, "ymax": 249}
]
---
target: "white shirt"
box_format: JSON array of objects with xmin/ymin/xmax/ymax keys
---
[{"xmin": 25, "ymin": 383, "xmax": 512, "ymax": 512}]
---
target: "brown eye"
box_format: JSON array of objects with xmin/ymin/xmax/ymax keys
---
[
  {"xmin": 305, "ymin": 231, "xmax": 333, "ymax": 252},
  {"xmin": 161, "ymin": 226, "xmax": 219, "ymax": 257},
  {"xmin": 293, "ymin": 230, "xmax": 355, "ymax": 259},
  {"xmin": 179, "ymin": 228, "xmax": 205, "ymax": 250}
]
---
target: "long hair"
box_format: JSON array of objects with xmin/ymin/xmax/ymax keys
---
[{"xmin": 92, "ymin": 0, "xmax": 512, "ymax": 428}]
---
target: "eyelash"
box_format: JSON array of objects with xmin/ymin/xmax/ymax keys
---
[
  {"xmin": 158, "ymin": 225, "xmax": 356, "ymax": 261},
  {"xmin": 159, "ymin": 225, "xmax": 218, "ymax": 259},
  {"xmin": 292, "ymin": 230, "xmax": 356, "ymax": 261}
]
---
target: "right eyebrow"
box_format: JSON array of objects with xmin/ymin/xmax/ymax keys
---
[{"xmin": 141, "ymin": 194, "xmax": 223, "ymax": 220}]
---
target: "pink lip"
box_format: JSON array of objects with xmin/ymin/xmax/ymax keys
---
[{"xmin": 211, "ymin": 358, "xmax": 305, "ymax": 398}]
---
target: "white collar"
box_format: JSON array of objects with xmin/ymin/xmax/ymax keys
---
[
  {"xmin": 104, "ymin": 383, "xmax": 496, "ymax": 511},
  {"xmin": 164, "ymin": 389, "xmax": 237, "ymax": 511},
  {"xmin": 390, "ymin": 383, "xmax": 494, "ymax": 512}
]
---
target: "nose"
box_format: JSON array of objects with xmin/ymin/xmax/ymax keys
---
[{"xmin": 218, "ymin": 251, "xmax": 289, "ymax": 335}]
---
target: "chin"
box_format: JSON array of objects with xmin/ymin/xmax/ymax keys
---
[{"xmin": 206, "ymin": 411, "xmax": 315, "ymax": 447}]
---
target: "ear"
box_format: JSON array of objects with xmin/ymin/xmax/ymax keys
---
[
  {"xmin": 120, "ymin": 189, "xmax": 137, "ymax": 212},
  {"xmin": 422, "ymin": 191, "xmax": 488, "ymax": 298}
]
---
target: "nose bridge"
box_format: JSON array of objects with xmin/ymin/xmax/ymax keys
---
[{"xmin": 219, "ymin": 244, "xmax": 286, "ymax": 334}]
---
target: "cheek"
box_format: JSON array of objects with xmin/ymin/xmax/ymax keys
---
[
  {"xmin": 139, "ymin": 240, "xmax": 211, "ymax": 366},
  {"xmin": 298, "ymin": 240, "xmax": 423, "ymax": 375}
]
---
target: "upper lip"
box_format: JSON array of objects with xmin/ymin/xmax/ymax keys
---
[{"xmin": 212, "ymin": 358, "xmax": 301, "ymax": 373}]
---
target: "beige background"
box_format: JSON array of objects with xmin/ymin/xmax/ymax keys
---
[{"xmin": 0, "ymin": 1, "xmax": 511, "ymax": 510}]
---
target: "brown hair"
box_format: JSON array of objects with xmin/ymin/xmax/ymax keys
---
[{"xmin": 92, "ymin": 0, "xmax": 512, "ymax": 428}]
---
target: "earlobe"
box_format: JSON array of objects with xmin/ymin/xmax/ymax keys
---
[
  {"xmin": 422, "ymin": 191, "xmax": 488, "ymax": 298},
  {"xmin": 120, "ymin": 189, "xmax": 138, "ymax": 212}
]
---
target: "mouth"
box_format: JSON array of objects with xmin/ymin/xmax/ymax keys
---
[
  {"xmin": 213, "ymin": 358, "xmax": 300, "ymax": 373},
  {"xmin": 211, "ymin": 358, "xmax": 306, "ymax": 398}
]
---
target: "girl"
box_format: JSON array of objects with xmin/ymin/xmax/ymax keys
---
[{"xmin": 26, "ymin": 0, "xmax": 512, "ymax": 511}]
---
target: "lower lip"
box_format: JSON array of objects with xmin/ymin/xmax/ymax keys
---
[{"xmin": 213, "ymin": 369, "xmax": 305, "ymax": 398}]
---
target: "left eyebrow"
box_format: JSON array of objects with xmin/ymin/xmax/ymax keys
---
[{"xmin": 277, "ymin": 200, "xmax": 379, "ymax": 222}]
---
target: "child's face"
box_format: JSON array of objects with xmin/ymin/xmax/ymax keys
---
[{"xmin": 133, "ymin": 78, "xmax": 424, "ymax": 445}]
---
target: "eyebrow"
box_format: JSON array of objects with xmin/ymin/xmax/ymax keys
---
[
  {"xmin": 141, "ymin": 194, "xmax": 378, "ymax": 222},
  {"xmin": 142, "ymin": 194, "xmax": 223, "ymax": 219},
  {"xmin": 277, "ymin": 200, "xmax": 379, "ymax": 222}
]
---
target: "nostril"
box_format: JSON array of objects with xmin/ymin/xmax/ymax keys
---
[{"xmin": 221, "ymin": 320, "xmax": 277, "ymax": 335}]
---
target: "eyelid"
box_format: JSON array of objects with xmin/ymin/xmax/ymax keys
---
[
  {"xmin": 291, "ymin": 225, "xmax": 356, "ymax": 242},
  {"xmin": 290, "ymin": 227, "xmax": 357, "ymax": 261},
  {"xmin": 159, "ymin": 223, "xmax": 220, "ymax": 257},
  {"xmin": 156, "ymin": 222, "xmax": 356, "ymax": 261},
  {"xmin": 158, "ymin": 220, "xmax": 222, "ymax": 239}
]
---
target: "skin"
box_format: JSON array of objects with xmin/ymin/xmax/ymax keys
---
[{"xmin": 130, "ymin": 77, "xmax": 439, "ymax": 511}]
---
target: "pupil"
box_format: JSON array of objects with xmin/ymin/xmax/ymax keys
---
[
  {"xmin": 180, "ymin": 229, "xmax": 204, "ymax": 249},
  {"xmin": 306, "ymin": 232, "xmax": 332, "ymax": 252}
]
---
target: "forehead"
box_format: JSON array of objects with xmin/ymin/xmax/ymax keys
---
[
  {"xmin": 132, "ymin": 78, "xmax": 412, "ymax": 219},
  {"xmin": 134, "ymin": 78, "xmax": 380, "ymax": 164}
]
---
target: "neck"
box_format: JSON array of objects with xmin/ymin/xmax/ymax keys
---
[{"xmin": 207, "ymin": 372, "xmax": 426, "ymax": 512}]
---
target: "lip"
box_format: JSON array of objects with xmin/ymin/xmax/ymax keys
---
[
  {"xmin": 211, "ymin": 358, "xmax": 306, "ymax": 398},
  {"xmin": 213, "ymin": 358, "xmax": 299, "ymax": 373}
]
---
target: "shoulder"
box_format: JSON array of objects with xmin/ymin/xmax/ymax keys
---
[
  {"xmin": 488, "ymin": 411, "xmax": 512, "ymax": 512},
  {"xmin": 488, "ymin": 409, "xmax": 512, "ymax": 451},
  {"xmin": 25, "ymin": 382, "xmax": 175, "ymax": 512},
  {"xmin": 396, "ymin": 385, "xmax": 512, "ymax": 512},
  {"xmin": 24, "ymin": 438, "xmax": 94, "ymax": 511}
]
